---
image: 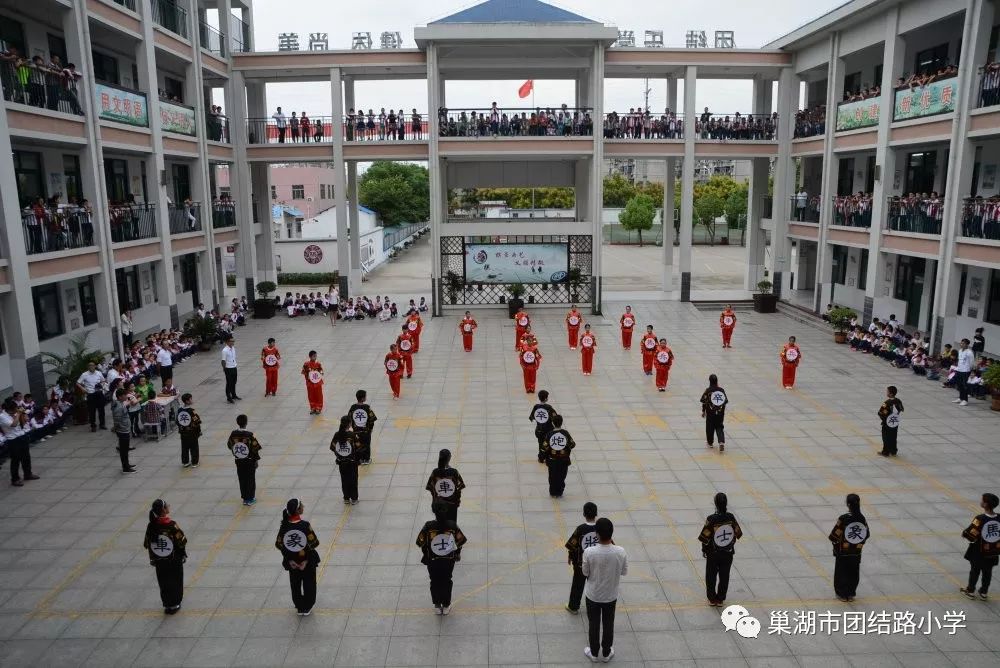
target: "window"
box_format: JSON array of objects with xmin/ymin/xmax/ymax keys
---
[
  {"xmin": 987, "ymin": 270, "xmax": 1000, "ymax": 325},
  {"xmin": 905, "ymin": 151, "xmax": 938, "ymax": 195},
  {"xmin": 291, "ymin": 185, "xmax": 304, "ymax": 199},
  {"xmin": 271, "ymin": 184, "xmax": 277, "ymax": 200},
  {"xmin": 915, "ymin": 43, "xmax": 949, "ymax": 76},
  {"xmin": 957, "ymin": 267, "xmax": 967, "ymax": 316},
  {"xmin": 115, "ymin": 266, "xmax": 141, "ymax": 311},
  {"xmin": 843, "ymin": 71, "xmax": 861, "ymax": 96},
  {"xmin": 831, "ymin": 246, "xmax": 848, "ymax": 285},
  {"xmin": 989, "ymin": 25, "xmax": 999, "ymax": 63},
  {"xmin": 63, "ymin": 155, "xmax": 82, "ymax": 203},
  {"xmin": 858, "ymin": 249, "xmax": 868, "ymax": 291},
  {"xmin": 47, "ymin": 34, "xmax": 67, "ymax": 63},
  {"xmin": 32, "ymin": 284, "xmax": 63, "ymax": 341},
  {"xmin": 874, "ymin": 64, "xmax": 883, "ymax": 87},
  {"xmin": 179, "ymin": 254, "xmax": 198, "ymax": 293},
  {"xmin": 162, "ymin": 76, "xmax": 183, "ymax": 103},
  {"xmin": 78, "ymin": 276, "xmax": 98, "ymax": 326},
  {"xmin": 219, "ymin": 187, "xmax": 231, "ymax": 197},
  {"xmin": 91, "ymin": 50, "xmax": 120, "ymax": 85},
  {"xmin": 837, "ymin": 158, "xmax": 854, "ymax": 196},
  {"xmin": 13, "ymin": 151, "xmax": 45, "ymax": 207},
  {"xmin": 103, "ymin": 158, "xmax": 129, "ymax": 203},
  {"xmin": 319, "ymin": 184, "xmax": 326, "ymax": 199},
  {"xmin": 0, "ymin": 16, "xmax": 25, "ymax": 54},
  {"xmin": 0, "ymin": 317, "xmax": 6, "ymax": 355},
  {"xmin": 170, "ymin": 164, "xmax": 191, "ymax": 202}
]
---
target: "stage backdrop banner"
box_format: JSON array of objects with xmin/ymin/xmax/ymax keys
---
[{"xmin": 465, "ymin": 243, "xmax": 569, "ymax": 284}]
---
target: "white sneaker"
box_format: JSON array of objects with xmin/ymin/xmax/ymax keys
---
[
  {"xmin": 601, "ymin": 647, "xmax": 615, "ymax": 662},
  {"xmin": 441, "ymin": 606, "xmax": 450, "ymax": 615},
  {"xmin": 435, "ymin": 605, "xmax": 443, "ymax": 615},
  {"xmin": 952, "ymin": 398, "xmax": 962, "ymax": 403},
  {"xmin": 584, "ymin": 647, "xmax": 599, "ymax": 663},
  {"xmin": 959, "ymin": 400, "xmax": 968, "ymax": 406}
]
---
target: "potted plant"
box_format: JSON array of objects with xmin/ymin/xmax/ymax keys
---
[
  {"xmin": 566, "ymin": 267, "xmax": 584, "ymax": 302},
  {"xmin": 39, "ymin": 332, "xmax": 109, "ymax": 425},
  {"xmin": 828, "ymin": 306, "xmax": 856, "ymax": 344},
  {"xmin": 753, "ymin": 280, "xmax": 777, "ymax": 313},
  {"xmin": 444, "ymin": 271, "xmax": 463, "ymax": 305},
  {"xmin": 184, "ymin": 314, "xmax": 219, "ymax": 351},
  {"xmin": 254, "ymin": 280, "xmax": 277, "ymax": 319},
  {"xmin": 983, "ymin": 364, "xmax": 1000, "ymax": 412},
  {"xmin": 508, "ymin": 282, "xmax": 526, "ymax": 317}
]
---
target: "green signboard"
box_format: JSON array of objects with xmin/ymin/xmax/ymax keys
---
[
  {"xmin": 835, "ymin": 98, "xmax": 881, "ymax": 131},
  {"xmin": 893, "ymin": 76, "xmax": 958, "ymax": 121},
  {"xmin": 160, "ymin": 100, "xmax": 197, "ymax": 136},
  {"xmin": 95, "ymin": 82, "xmax": 149, "ymax": 127}
]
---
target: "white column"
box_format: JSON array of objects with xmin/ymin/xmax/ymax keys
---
[
  {"xmin": 679, "ymin": 66, "xmax": 696, "ymax": 301},
  {"xmin": 330, "ymin": 67, "xmax": 349, "ymax": 295},
  {"xmin": 427, "ymin": 46, "xmax": 443, "ymax": 315},
  {"xmin": 744, "ymin": 75, "xmax": 771, "ymax": 290},
  {"xmin": 814, "ymin": 33, "xmax": 841, "ymax": 312},
  {"xmin": 662, "ymin": 78, "xmax": 677, "ymax": 293},
  {"xmin": 590, "ymin": 44, "xmax": 605, "ymax": 313},
  {"xmin": 770, "ymin": 67, "xmax": 797, "ymax": 298},
  {"xmin": 228, "ymin": 71, "xmax": 258, "ymax": 300},
  {"xmin": 343, "ymin": 76, "xmax": 362, "ymax": 294}
]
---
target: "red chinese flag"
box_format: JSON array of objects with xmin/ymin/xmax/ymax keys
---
[{"xmin": 518, "ymin": 79, "xmax": 534, "ymax": 99}]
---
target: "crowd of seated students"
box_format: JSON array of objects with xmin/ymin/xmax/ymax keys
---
[
  {"xmin": 192, "ymin": 300, "xmax": 249, "ymax": 341},
  {"xmin": 0, "ymin": 390, "xmax": 70, "ymax": 455},
  {"xmin": 279, "ymin": 290, "xmax": 428, "ymax": 321},
  {"xmin": 845, "ymin": 313, "xmax": 992, "ymax": 399}
]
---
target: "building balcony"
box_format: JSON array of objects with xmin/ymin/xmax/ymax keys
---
[
  {"xmin": 199, "ymin": 21, "xmax": 226, "ymax": 57},
  {"xmin": 1, "ymin": 60, "xmax": 85, "ymax": 116},
  {"xmin": 212, "ymin": 202, "xmax": 236, "ymax": 229},
  {"xmin": 791, "ymin": 195, "xmax": 820, "ymax": 223},
  {"xmin": 22, "ymin": 210, "xmax": 97, "ymax": 256},
  {"xmin": 441, "ymin": 108, "xmax": 594, "ymax": 138},
  {"xmin": 884, "ymin": 196, "xmax": 942, "ymax": 235},
  {"xmin": 159, "ymin": 98, "xmax": 196, "ymax": 136},
  {"xmin": 206, "ymin": 112, "xmax": 229, "ymax": 142},
  {"xmin": 603, "ymin": 111, "xmax": 681, "ymax": 139},
  {"xmin": 110, "ymin": 203, "xmax": 158, "ymax": 243},
  {"xmin": 247, "ymin": 116, "xmax": 332, "ymax": 144},
  {"xmin": 832, "ymin": 195, "xmax": 873, "ymax": 228},
  {"xmin": 168, "ymin": 202, "xmax": 202, "ymax": 234},
  {"xmin": 960, "ymin": 198, "xmax": 1000, "ymax": 241},
  {"xmin": 695, "ymin": 112, "xmax": 778, "ymax": 141},
  {"xmin": 151, "ymin": 0, "xmax": 188, "ymax": 39},
  {"xmin": 345, "ymin": 113, "xmax": 427, "ymax": 141}
]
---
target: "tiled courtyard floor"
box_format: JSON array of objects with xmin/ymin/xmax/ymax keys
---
[{"xmin": 1, "ymin": 300, "xmax": 998, "ymax": 667}]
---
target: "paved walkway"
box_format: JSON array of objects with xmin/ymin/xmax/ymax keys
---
[{"xmin": 0, "ymin": 301, "xmax": 997, "ymax": 667}]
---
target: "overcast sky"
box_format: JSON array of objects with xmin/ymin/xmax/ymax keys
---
[{"xmin": 238, "ymin": 0, "xmax": 845, "ymax": 118}]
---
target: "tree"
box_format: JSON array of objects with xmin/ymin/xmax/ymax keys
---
[
  {"xmin": 618, "ymin": 194, "xmax": 656, "ymax": 247},
  {"xmin": 636, "ymin": 180, "xmax": 664, "ymax": 205},
  {"xmin": 603, "ymin": 173, "xmax": 636, "ymax": 207},
  {"xmin": 358, "ymin": 161, "xmax": 429, "ymax": 226},
  {"xmin": 724, "ymin": 190, "xmax": 748, "ymax": 231},
  {"xmin": 694, "ymin": 191, "xmax": 725, "ymax": 245}
]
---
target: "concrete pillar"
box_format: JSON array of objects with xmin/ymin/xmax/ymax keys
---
[
  {"xmin": 813, "ymin": 34, "xmax": 840, "ymax": 312},
  {"xmin": 228, "ymin": 71, "xmax": 258, "ymax": 301},
  {"xmin": 770, "ymin": 67, "xmax": 797, "ymax": 298},
  {"xmin": 330, "ymin": 67, "xmax": 349, "ymax": 295},
  {"xmin": 679, "ymin": 66, "xmax": 696, "ymax": 301},
  {"xmin": 251, "ymin": 162, "xmax": 275, "ymax": 284},
  {"xmin": 347, "ymin": 163, "xmax": 362, "ymax": 292},
  {"xmin": 662, "ymin": 78, "xmax": 677, "ymax": 293},
  {"xmin": 745, "ymin": 157, "xmax": 770, "ymax": 290},
  {"xmin": 427, "ymin": 46, "xmax": 443, "ymax": 315},
  {"xmin": 589, "ymin": 44, "xmax": 604, "ymax": 313}
]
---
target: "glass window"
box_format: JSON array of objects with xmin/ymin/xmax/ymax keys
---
[
  {"xmin": 0, "ymin": 317, "xmax": 6, "ymax": 355},
  {"xmin": 291, "ymin": 185, "xmax": 304, "ymax": 199},
  {"xmin": 874, "ymin": 64, "xmax": 883, "ymax": 87},
  {"xmin": 47, "ymin": 34, "xmax": 67, "ymax": 63},
  {"xmin": 104, "ymin": 158, "xmax": 129, "ymax": 203},
  {"xmin": 115, "ymin": 266, "xmax": 140, "ymax": 311},
  {"xmin": 957, "ymin": 267, "xmax": 967, "ymax": 316},
  {"xmin": 163, "ymin": 76, "xmax": 183, "ymax": 103},
  {"xmin": 13, "ymin": 151, "xmax": 45, "ymax": 207},
  {"xmin": 32, "ymin": 284, "xmax": 64, "ymax": 341},
  {"xmin": 179, "ymin": 254, "xmax": 198, "ymax": 292},
  {"xmin": 91, "ymin": 50, "xmax": 120, "ymax": 85},
  {"xmin": 78, "ymin": 276, "xmax": 98, "ymax": 326},
  {"xmin": 319, "ymin": 184, "xmax": 325, "ymax": 199},
  {"xmin": 63, "ymin": 154, "xmax": 82, "ymax": 203},
  {"xmin": 914, "ymin": 43, "xmax": 949, "ymax": 76},
  {"xmin": 858, "ymin": 249, "xmax": 868, "ymax": 291},
  {"xmin": 271, "ymin": 184, "xmax": 277, "ymax": 200},
  {"xmin": 843, "ymin": 72, "xmax": 861, "ymax": 97},
  {"xmin": 987, "ymin": 270, "xmax": 1000, "ymax": 325},
  {"xmin": 0, "ymin": 15, "xmax": 25, "ymax": 54},
  {"xmin": 831, "ymin": 246, "xmax": 848, "ymax": 285}
]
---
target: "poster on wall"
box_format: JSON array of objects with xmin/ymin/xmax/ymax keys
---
[
  {"xmin": 159, "ymin": 100, "xmax": 197, "ymax": 136},
  {"xmin": 464, "ymin": 243, "xmax": 569, "ymax": 284},
  {"xmin": 94, "ymin": 82, "xmax": 149, "ymax": 127},
  {"xmin": 893, "ymin": 77, "xmax": 957, "ymax": 121}
]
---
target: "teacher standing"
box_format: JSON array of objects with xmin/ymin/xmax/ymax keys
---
[{"xmin": 221, "ymin": 336, "xmax": 241, "ymax": 403}]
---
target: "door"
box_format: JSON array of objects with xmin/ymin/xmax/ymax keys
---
[
  {"xmin": 170, "ymin": 164, "xmax": 191, "ymax": 204},
  {"xmin": 63, "ymin": 154, "xmax": 82, "ymax": 203},
  {"xmin": 837, "ymin": 158, "xmax": 854, "ymax": 195},
  {"xmin": 894, "ymin": 256, "xmax": 926, "ymax": 327},
  {"xmin": 103, "ymin": 158, "xmax": 129, "ymax": 203},
  {"xmin": 905, "ymin": 151, "xmax": 937, "ymax": 194},
  {"xmin": 865, "ymin": 155, "xmax": 876, "ymax": 193}
]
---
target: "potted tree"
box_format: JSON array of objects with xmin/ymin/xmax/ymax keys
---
[
  {"xmin": 39, "ymin": 332, "xmax": 109, "ymax": 425},
  {"xmin": 508, "ymin": 282, "xmax": 526, "ymax": 317},
  {"xmin": 184, "ymin": 315, "xmax": 219, "ymax": 351},
  {"xmin": 444, "ymin": 271, "xmax": 464, "ymax": 305},
  {"xmin": 829, "ymin": 306, "xmax": 856, "ymax": 344},
  {"xmin": 753, "ymin": 279, "xmax": 777, "ymax": 313},
  {"xmin": 253, "ymin": 280, "xmax": 278, "ymax": 319},
  {"xmin": 983, "ymin": 363, "xmax": 1000, "ymax": 412},
  {"xmin": 566, "ymin": 267, "xmax": 584, "ymax": 303}
]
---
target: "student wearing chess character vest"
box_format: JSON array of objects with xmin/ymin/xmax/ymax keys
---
[
  {"xmin": 698, "ymin": 492, "xmax": 743, "ymax": 607},
  {"xmin": 564, "ymin": 501, "xmax": 599, "ymax": 614},
  {"xmin": 543, "ymin": 414, "xmax": 576, "ymax": 497},
  {"xmin": 405, "ymin": 312, "xmax": 423, "ymax": 353},
  {"xmin": 397, "ymin": 324, "xmax": 416, "ymax": 378},
  {"xmin": 877, "ymin": 386, "xmax": 904, "ymax": 457},
  {"xmin": 653, "ymin": 339, "xmax": 674, "ymax": 391},
  {"xmin": 518, "ymin": 325, "xmax": 538, "ymax": 352},
  {"xmin": 416, "ymin": 501, "xmax": 468, "ymax": 615},
  {"xmin": 301, "ymin": 351, "xmax": 324, "ymax": 414},
  {"xmin": 700, "ymin": 375, "xmax": 728, "ymax": 452},
  {"xmin": 828, "ymin": 493, "xmax": 869, "ymax": 602},
  {"xmin": 459, "ymin": 311, "xmax": 478, "ymax": 352},
  {"xmin": 580, "ymin": 324, "xmax": 597, "ymax": 375},
  {"xmin": 519, "ymin": 343, "xmax": 542, "ymax": 394},
  {"xmin": 780, "ymin": 336, "xmax": 802, "ymax": 389},
  {"xmin": 331, "ymin": 416, "xmax": 360, "ymax": 503},
  {"xmin": 275, "ymin": 498, "xmax": 321, "ymax": 615},
  {"xmin": 640, "ymin": 326, "xmax": 657, "ymax": 375},
  {"xmin": 620, "ymin": 305, "xmax": 636, "ymax": 349},
  {"xmin": 143, "ymin": 499, "xmax": 187, "ymax": 614},
  {"xmin": 514, "ymin": 308, "xmax": 530, "ymax": 350},
  {"xmin": 960, "ymin": 492, "xmax": 1000, "ymax": 600},
  {"xmin": 566, "ymin": 305, "xmax": 582, "ymax": 349},
  {"xmin": 384, "ymin": 344, "xmax": 404, "ymax": 399},
  {"xmin": 425, "ymin": 448, "xmax": 466, "ymax": 521},
  {"xmin": 227, "ymin": 414, "xmax": 262, "ymax": 506},
  {"xmin": 261, "ymin": 338, "xmax": 281, "ymax": 396},
  {"xmin": 719, "ymin": 306, "xmax": 737, "ymax": 348},
  {"xmin": 348, "ymin": 389, "xmax": 377, "ymax": 465},
  {"xmin": 530, "ymin": 390, "xmax": 556, "ymax": 463},
  {"xmin": 176, "ymin": 393, "xmax": 201, "ymax": 468}
]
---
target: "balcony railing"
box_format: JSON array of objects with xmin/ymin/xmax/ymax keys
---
[
  {"xmin": 603, "ymin": 112, "xmax": 683, "ymax": 139},
  {"xmin": 247, "ymin": 116, "xmax": 333, "ymax": 144},
  {"xmin": 206, "ymin": 112, "xmax": 229, "ymax": 142},
  {"xmin": 111, "ymin": 0, "xmax": 137, "ymax": 10},
  {"xmin": 21, "ymin": 209, "xmax": 96, "ymax": 255},
  {"xmin": 168, "ymin": 202, "xmax": 201, "ymax": 234},
  {"xmin": 832, "ymin": 195, "xmax": 873, "ymax": 228},
  {"xmin": 152, "ymin": 0, "xmax": 188, "ymax": 39},
  {"xmin": 212, "ymin": 202, "xmax": 236, "ymax": 229},
  {"xmin": 695, "ymin": 113, "xmax": 778, "ymax": 140},
  {"xmin": 110, "ymin": 203, "xmax": 158, "ymax": 242},
  {"xmin": 345, "ymin": 113, "xmax": 427, "ymax": 141},
  {"xmin": 791, "ymin": 195, "xmax": 820, "ymax": 222},
  {"xmin": 978, "ymin": 63, "xmax": 1000, "ymax": 108},
  {"xmin": 0, "ymin": 60, "xmax": 85, "ymax": 115},
  {"xmin": 885, "ymin": 196, "xmax": 942, "ymax": 234},
  {"xmin": 960, "ymin": 198, "xmax": 1000, "ymax": 240},
  {"xmin": 439, "ymin": 108, "xmax": 594, "ymax": 137},
  {"xmin": 198, "ymin": 21, "xmax": 226, "ymax": 57},
  {"xmin": 230, "ymin": 15, "xmax": 251, "ymax": 53},
  {"xmin": 95, "ymin": 80, "xmax": 149, "ymax": 127},
  {"xmin": 383, "ymin": 222, "xmax": 428, "ymax": 251},
  {"xmin": 793, "ymin": 109, "xmax": 826, "ymax": 138}
]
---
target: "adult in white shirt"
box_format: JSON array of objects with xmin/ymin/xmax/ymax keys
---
[
  {"xmin": 76, "ymin": 361, "xmax": 107, "ymax": 431},
  {"xmin": 581, "ymin": 518, "xmax": 628, "ymax": 663},
  {"xmin": 1, "ymin": 398, "xmax": 38, "ymax": 486},
  {"xmin": 795, "ymin": 190, "xmax": 807, "ymax": 220},
  {"xmin": 221, "ymin": 336, "xmax": 240, "ymax": 403},
  {"xmin": 272, "ymin": 106, "xmax": 288, "ymax": 143},
  {"xmin": 953, "ymin": 338, "xmax": 975, "ymax": 406},
  {"xmin": 121, "ymin": 310, "xmax": 133, "ymax": 347},
  {"xmin": 156, "ymin": 346, "xmax": 174, "ymax": 385}
]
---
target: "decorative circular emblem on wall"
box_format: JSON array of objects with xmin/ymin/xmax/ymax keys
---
[{"xmin": 303, "ymin": 244, "xmax": 323, "ymax": 264}]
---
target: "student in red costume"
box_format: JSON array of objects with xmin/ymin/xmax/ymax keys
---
[
  {"xmin": 653, "ymin": 338, "xmax": 674, "ymax": 392},
  {"xmin": 261, "ymin": 338, "xmax": 280, "ymax": 396},
  {"xmin": 640, "ymin": 325, "xmax": 657, "ymax": 376},
  {"xmin": 385, "ymin": 343, "xmax": 404, "ymax": 399},
  {"xmin": 397, "ymin": 324, "xmax": 416, "ymax": 378},
  {"xmin": 301, "ymin": 351, "xmax": 324, "ymax": 414},
  {"xmin": 580, "ymin": 324, "xmax": 597, "ymax": 375},
  {"xmin": 519, "ymin": 343, "xmax": 542, "ymax": 394},
  {"xmin": 720, "ymin": 305, "xmax": 737, "ymax": 348},
  {"xmin": 566, "ymin": 305, "xmax": 582, "ymax": 349},
  {"xmin": 514, "ymin": 308, "xmax": 530, "ymax": 350},
  {"xmin": 620, "ymin": 305, "xmax": 636, "ymax": 349},
  {"xmin": 459, "ymin": 311, "xmax": 478, "ymax": 352},
  {"xmin": 780, "ymin": 336, "xmax": 802, "ymax": 389},
  {"xmin": 405, "ymin": 311, "xmax": 423, "ymax": 353}
]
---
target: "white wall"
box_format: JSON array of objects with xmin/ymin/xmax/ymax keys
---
[
  {"xmin": 273, "ymin": 227, "xmax": 386, "ymax": 274},
  {"xmin": 36, "ymin": 274, "xmax": 113, "ymax": 357},
  {"xmin": 974, "ymin": 139, "xmax": 1000, "ymax": 197},
  {"xmin": 0, "ymin": 353, "xmax": 12, "ymax": 396},
  {"xmin": 949, "ymin": 265, "xmax": 999, "ymax": 354},
  {"xmin": 9, "ymin": 144, "xmax": 83, "ymax": 203}
]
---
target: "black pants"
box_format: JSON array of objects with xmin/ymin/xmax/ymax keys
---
[
  {"xmin": 956, "ymin": 371, "xmax": 970, "ymax": 402},
  {"xmin": 224, "ymin": 367, "xmax": 238, "ymax": 400},
  {"xmin": 442, "ymin": 502, "xmax": 458, "ymax": 522},
  {"xmin": 289, "ymin": 567, "xmax": 317, "ymax": 612},
  {"xmin": 427, "ymin": 559, "xmax": 455, "ymax": 606},
  {"xmin": 87, "ymin": 392, "xmax": 106, "ymax": 428},
  {"xmin": 547, "ymin": 459, "xmax": 569, "ymax": 496},
  {"xmin": 181, "ymin": 434, "xmax": 199, "ymax": 466},
  {"xmin": 339, "ymin": 462, "xmax": 359, "ymax": 501},
  {"xmin": 116, "ymin": 432, "xmax": 132, "ymax": 471},
  {"xmin": 568, "ymin": 563, "xmax": 586, "ymax": 611},
  {"xmin": 356, "ymin": 431, "xmax": 371, "ymax": 463},
  {"xmin": 129, "ymin": 411, "xmax": 142, "ymax": 436},
  {"xmin": 706, "ymin": 416, "xmax": 725, "ymax": 445},
  {"xmin": 585, "ymin": 597, "xmax": 616, "ymax": 658},
  {"xmin": 881, "ymin": 425, "xmax": 898, "ymax": 455},
  {"xmin": 154, "ymin": 560, "xmax": 184, "ymax": 608},
  {"xmin": 705, "ymin": 551, "xmax": 733, "ymax": 602},
  {"xmin": 160, "ymin": 365, "xmax": 173, "ymax": 385},
  {"xmin": 7, "ymin": 436, "xmax": 31, "ymax": 482},
  {"xmin": 833, "ymin": 555, "xmax": 861, "ymax": 598},
  {"xmin": 235, "ymin": 459, "xmax": 257, "ymax": 501},
  {"xmin": 536, "ymin": 430, "xmax": 550, "ymax": 463},
  {"xmin": 967, "ymin": 558, "xmax": 996, "ymax": 594}
]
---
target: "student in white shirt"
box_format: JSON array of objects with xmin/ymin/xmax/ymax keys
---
[
  {"xmin": 273, "ymin": 106, "xmax": 288, "ymax": 143},
  {"xmin": 77, "ymin": 362, "xmax": 107, "ymax": 431},
  {"xmin": 221, "ymin": 336, "xmax": 240, "ymax": 403},
  {"xmin": 156, "ymin": 346, "xmax": 174, "ymax": 385},
  {"xmin": 581, "ymin": 517, "xmax": 628, "ymax": 663},
  {"xmin": 953, "ymin": 338, "xmax": 975, "ymax": 406}
]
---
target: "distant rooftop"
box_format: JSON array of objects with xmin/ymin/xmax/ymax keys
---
[{"xmin": 430, "ymin": 0, "xmax": 596, "ymax": 25}]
